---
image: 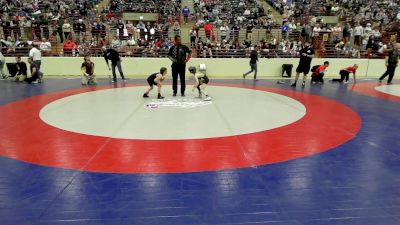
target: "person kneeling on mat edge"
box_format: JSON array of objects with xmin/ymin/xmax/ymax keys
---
[
  {"xmin": 331, "ymin": 64, "xmax": 358, "ymax": 83},
  {"xmin": 143, "ymin": 67, "xmax": 167, "ymax": 99},
  {"xmin": 311, "ymin": 61, "xmax": 329, "ymax": 84},
  {"xmin": 188, "ymin": 66, "xmax": 211, "ymax": 101},
  {"xmin": 81, "ymin": 55, "xmax": 97, "ymax": 85}
]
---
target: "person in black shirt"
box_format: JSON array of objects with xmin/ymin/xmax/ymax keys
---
[
  {"xmin": 143, "ymin": 67, "xmax": 167, "ymax": 99},
  {"xmin": 25, "ymin": 57, "xmax": 40, "ymax": 84},
  {"xmin": 14, "ymin": 56, "xmax": 28, "ymax": 82},
  {"xmin": 243, "ymin": 46, "xmax": 259, "ymax": 80},
  {"xmin": 379, "ymin": 45, "xmax": 399, "ymax": 84},
  {"xmin": 103, "ymin": 47, "xmax": 126, "ymax": 82},
  {"xmin": 291, "ymin": 42, "xmax": 315, "ymax": 87},
  {"xmin": 168, "ymin": 35, "xmax": 191, "ymax": 96}
]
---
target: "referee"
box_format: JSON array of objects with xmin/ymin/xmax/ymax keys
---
[
  {"xmin": 168, "ymin": 35, "xmax": 192, "ymax": 96},
  {"xmin": 291, "ymin": 41, "xmax": 314, "ymax": 87}
]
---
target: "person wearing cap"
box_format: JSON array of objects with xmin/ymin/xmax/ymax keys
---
[
  {"xmin": 103, "ymin": 46, "xmax": 126, "ymax": 83},
  {"xmin": 331, "ymin": 64, "xmax": 358, "ymax": 83},
  {"xmin": 291, "ymin": 41, "xmax": 315, "ymax": 87}
]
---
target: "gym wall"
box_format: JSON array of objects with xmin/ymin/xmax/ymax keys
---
[{"xmin": 4, "ymin": 57, "xmax": 393, "ymax": 78}]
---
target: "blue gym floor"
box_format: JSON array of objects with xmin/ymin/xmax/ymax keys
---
[{"xmin": 1, "ymin": 78, "xmax": 400, "ymax": 225}]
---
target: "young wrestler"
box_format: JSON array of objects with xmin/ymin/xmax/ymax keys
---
[
  {"xmin": 81, "ymin": 55, "xmax": 97, "ymax": 85},
  {"xmin": 188, "ymin": 66, "xmax": 211, "ymax": 100},
  {"xmin": 143, "ymin": 67, "xmax": 167, "ymax": 99}
]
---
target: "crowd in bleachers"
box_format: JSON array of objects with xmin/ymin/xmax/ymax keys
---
[{"xmin": 0, "ymin": 0, "xmax": 398, "ymax": 59}]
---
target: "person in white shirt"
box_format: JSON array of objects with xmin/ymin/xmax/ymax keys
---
[
  {"xmin": 39, "ymin": 38, "xmax": 51, "ymax": 54},
  {"xmin": 219, "ymin": 23, "xmax": 229, "ymax": 41},
  {"xmin": 363, "ymin": 23, "xmax": 372, "ymax": 38},
  {"xmin": 371, "ymin": 27, "xmax": 381, "ymax": 39},
  {"xmin": 29, "ymin": 46, "xmax": 42, "ymax": 70},
  {"xmin": 353, "ymin": 23, "xmax": 363, "ymax": 47}
]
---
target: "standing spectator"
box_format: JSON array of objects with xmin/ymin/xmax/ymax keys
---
[
  {"xmin": 246, "ymin": 22, "xmax": 254, "ymax": 41},
  {"xmin": 220, "ymin": 22, "xmax": 229, "ymax": 41},
  {"xmin": 56, "ymin": 19, "xmax": 64, "ymax": 43},
  {"xmin": 243, "ymin": 46, "xmax": 259, "ymax": 80},
  {"xmin": 353, "ymin": 23, "xmax": 363, "ymax": 47},
  {"xmin": 29, "ymin": 45, "xmax": 42, "ymax": 70},
  {"xmin": 291, "ymin": 41, "xmax": 315, "ymax": 87},
  {"xmin": 62, "ymin": 19, "xmax": 72, "ymax": 41},
  {"xmin": 22, "ymin": 18, "xmax": 32, "ymax": 41},
  {"xmin": 103, "ymin": 47, "xmax": 126, "ymax": 83},
  {"xmin": 379, "ymin": 45, "xmax": 399, "ymax": 84},
  {"xmin": 168, "ymin": 35, "xmax": 191, "ymax": 97},
  {"xmin": 182, "ymin": 6, "xmax": 190, "ymax": 24},
  {"xmin": 10, "ymin": 16, "xmax": 21, "ymax": 40},
  {"xmin": 190, "ymin": 28, "xmax": 197, "ymax": 47},
  {"xmin": 31, "ymin": 18, "xmax": 41, "ymax": 40},
  {"xmin": 342, "ymin": 23, "xmax": 352, "ymax": 44},
  {"xmin": 204, "ymin": 21, "xmax": 213, "ymax": 39},
  {"xmin": 332, "ymin": 24, "xmax": 341, "ymax": 43},
  {"xmin": 14, "ymin": 56, "xmax": 28, "ymax": 82},
  {"xmin": 173, "ymin": 21, "xmax": 181, "ymax": 36},
  {"xmin": 0, "ymin": 51, "xmax": 6, "ymax": 79}
]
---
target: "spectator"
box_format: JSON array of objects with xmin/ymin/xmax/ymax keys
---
[
  {"xmin": 182, "ymin": 6, "xmax": 190, "ymax": 24},
  {"xmin": 62, "ymin": 19, "xmax": 72, "ymax": 41},
  {"xmin": 39, "ymin": 38, "xmax": 52, "ymax": 55},
  {"xmin": 63, "ymin": 39, "xmax": 77, "ymax": 56}
]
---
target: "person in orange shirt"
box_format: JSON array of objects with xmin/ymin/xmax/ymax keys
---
[
  {"xmin": 63, "ymin": 39, "xmax": 76, "ymax": 56},
  {"xmin": 331, "ymin": 64, "xmax": 358, "ymax": 83},
  {"xmin": 311, "ymin": 61, "xmax": 329, "ymax": 84}
]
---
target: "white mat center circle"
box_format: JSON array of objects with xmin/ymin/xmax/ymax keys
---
[
  {"xmin": 375, "ymin": 84, "xmax": 400, "ymax": 97},
  {"xmin": 39, "ymin": 86, "xmax": 306, "ymax": 140}
]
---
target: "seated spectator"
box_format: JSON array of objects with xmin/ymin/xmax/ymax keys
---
[
  {"xmin": 63, "ymin": 39, "xmax": 77, "ymax": 56},
  {"xmin": 39, "ymin": 38, "xmax": 52, "ymax": 55}
]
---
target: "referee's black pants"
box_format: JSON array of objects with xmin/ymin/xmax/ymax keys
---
[
  {"xmin": 379, "ymin": 64, "xmax": 397, "ymax": 83},
  {"xmin": 172, "ymin": 63, "xmax": 186, "ymax": 95}
]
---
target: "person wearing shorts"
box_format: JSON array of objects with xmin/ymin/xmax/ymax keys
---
[
  {"xmin": 189, "ymin": 66, "xmax": 211, "ymax": 100},
  {"xmin": 143, "ymin": 67, "xmax": 167, "ymax": 99},
  {"xmin": 291, "ymin": 42, "xmax": 315, "ymax": 87}
]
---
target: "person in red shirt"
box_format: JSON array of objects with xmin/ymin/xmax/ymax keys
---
[
  {"xmin": 203, "ymin": 22, "xmax": 213, "ymax": 40},
  {"xmin": 332, "ymin": 64, "xmax": 358, "ymax": 83},
  {"xmin": 63, "ymin": 39, "xmax": 76, "ymax": 56},
  {"xmin": 311, "ymin": 61, "xmax": 329, "ymax": 84}
]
